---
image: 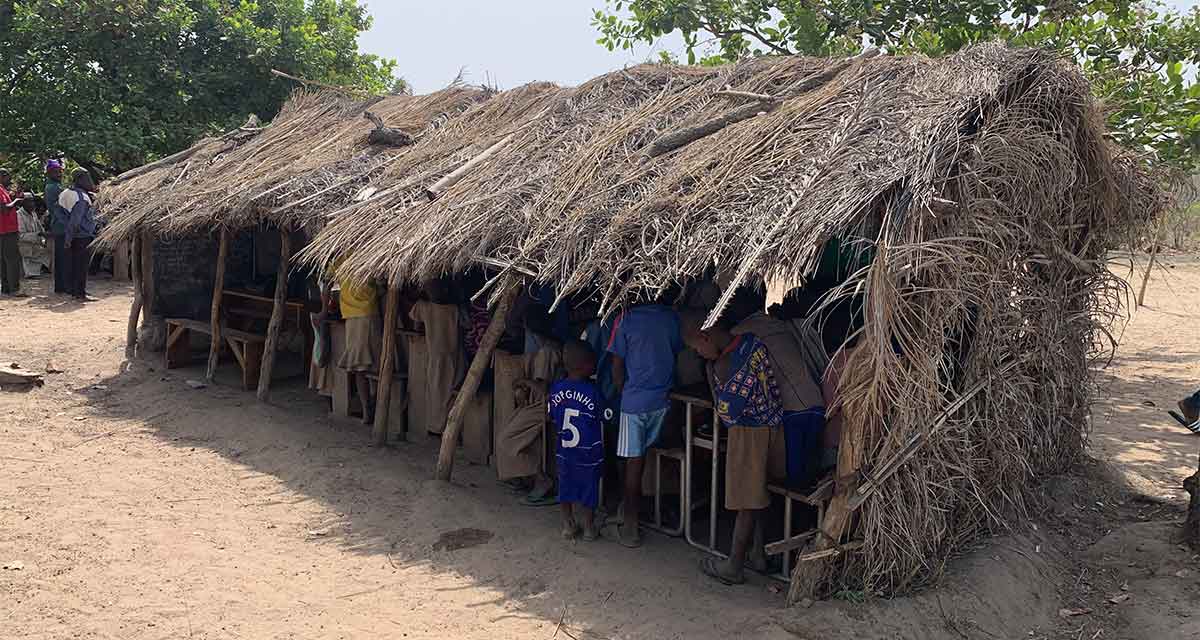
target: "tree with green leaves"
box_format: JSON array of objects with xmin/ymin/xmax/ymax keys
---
[
  {"xmin": 594, "ymin": 1, "xmax": 1200, "ymax": 169},
  {"xmin": 0, "ymin": 0, "xmax": 404, "ymax": 184}
]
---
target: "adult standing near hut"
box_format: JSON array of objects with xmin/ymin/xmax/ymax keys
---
[
  {"xmin": 334, "ymin": 262, "xmax": 382, "ymax": 425},
  {"xmin": 607, "ymin": 296, "xmax": 682, "ymax": 547},
  {"xmin": 43, "ymin": 160, "xmax": 68, "ymax": 295},
  {"xmin": 59, "ymin": 168, "xmax": 98, "ymax": 301},
  {"xmin": 0, "ymin": 169, "xmax": 25, "ymax": 297}
]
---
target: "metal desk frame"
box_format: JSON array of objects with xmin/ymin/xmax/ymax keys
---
[{"xmin": 675, "ymin": 392, "xmax": 727, "ymax": 558}]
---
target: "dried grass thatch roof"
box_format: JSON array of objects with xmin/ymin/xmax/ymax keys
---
[
  {"xmin": 97, "ymin": 86, "xmax": 486, "ymax": 245},
  {"xmin": 98, "ymin": 43, "xmax": 1165, "ymax": 598},
  {"xmin": 304, "ymin": 43, "xmax": 1163, "ymax": 597}
]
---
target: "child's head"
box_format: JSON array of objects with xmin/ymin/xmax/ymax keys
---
[
  {"xmin": 680, "ymin": 310, "xmax": 734, "ymax": 361},
  {"xmin": 562, "ymin": 339, "xmax": 596, "ymax": 379}
]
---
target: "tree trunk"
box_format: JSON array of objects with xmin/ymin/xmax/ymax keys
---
[
  {"xmin": 436, "ymin": 284, "xmax": 520, "ymax": 481},
  {"xmin": 125, "ymin": 234, "xmax": 143, "ymax": 359},
  {"xmin": 1138, "ymin": 241, "xmax": 1159, "ymax": 307},
  {"xmin": 372, "ymin": 283, "xmax": 402, "ymax": 445},
  {"xmin": 256, "ymin": 230, "xmax": 292, "ymax": 401},
  {"xmin": 206, "ymin": 229, "xmax": 230, "ymax": 382}
]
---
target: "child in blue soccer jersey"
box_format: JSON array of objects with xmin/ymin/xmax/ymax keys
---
[{"xmin": 549, "ymin": 340, "xmax": 611, "ymax": 541}]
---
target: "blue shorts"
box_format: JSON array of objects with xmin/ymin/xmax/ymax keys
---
[
  {"xmin": 617, "ymin": 408, "xmax": 667, "ymax": 458},
  {"xmin": 558, "ymin": 463, "xmax": 601, "ymax": 509}
]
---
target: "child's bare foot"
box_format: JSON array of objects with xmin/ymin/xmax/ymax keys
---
[
  {"xmin": 700, "ymin": 557, "xmax": 745, "ymax": 585},
  {"xmin": 561, "ymin": 521, "xmax": 579, "ymax": 539},
  {"xmin": 617, "ymin": 524, "xmax": 642, "ymax": 548}
]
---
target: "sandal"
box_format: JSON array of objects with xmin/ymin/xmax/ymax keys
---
[
  {"xmin": 498, "ymin": 478, "xmax": 530, "ymax": 494},
  {"xmin": 520, "ymin": 493, "xmax": 559, "ymax": 507},
  {"xmin": 1169, "ymin": 410, "xmax": 1200, "ymax": 434},
  {"xmin": 700, "ymin": 557, "xmax": 745, "ymax": 586}
]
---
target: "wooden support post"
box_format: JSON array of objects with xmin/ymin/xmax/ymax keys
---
[
  {"xmin": 256, "ymin": 230, "xmax": 293, "ymax": 401},
  {"xmin": 436, "ymin": 284, "xmax": 520, "ymax": 481},
  {"xmin": 788, "ymin": 351, "xmax": 869, "ymax": 604},
  {"xmin": 125, "ymin": 234, "xmax": 143, "ymax": 359},
  {"xmin": 372, "ymin": 283, "xmax": 402, "ymax": 445},
  {"xmin": 112, "ymin": 240, "xmax": 131, "ymax": 281},
  {"xmin": 206, "ymin": 229, "xmax": 230, "ymax": 382},
  {"xmin": 140, "ymin": 230, "xmax": 156, "ymax": 316}
]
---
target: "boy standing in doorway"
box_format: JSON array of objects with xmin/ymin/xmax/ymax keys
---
[{"xmin": 607, "ymin": 298, "xmax": 682, "ymax": 547}]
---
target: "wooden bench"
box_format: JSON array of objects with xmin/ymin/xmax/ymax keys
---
[
  {"xmin": 165, "ymin": 318, "xmax": 267, "ymax": 391},
  {"xmin": 763, "ymin": 474, "xmax": 836, "ymax": 582}
]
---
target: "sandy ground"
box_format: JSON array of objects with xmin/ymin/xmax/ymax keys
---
[
  {"xmin": 1094, "ymin": 255, "xmax": 1200, "ymax": 500},
  {"xmin": 2, "ymin": 258, "xmax": 1199, "ymax": 640}
]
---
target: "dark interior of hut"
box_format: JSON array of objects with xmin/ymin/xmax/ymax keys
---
[
  {"xmin": 149, "ymin": 225, "xmax": 873, "ymax": 577},
  {"xmin": 329, "ymin": 233, "xmax": 875, "ymax": 577}
]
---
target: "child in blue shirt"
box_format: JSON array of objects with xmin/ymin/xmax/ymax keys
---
[{"xmin": 549, "ymin": 340, "xmax": 611, "ymax": 541}]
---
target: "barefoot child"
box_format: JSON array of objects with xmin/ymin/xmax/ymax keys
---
[{"xmin": 549, "ymin": 340, "xmax": 611, "ymax": 540}]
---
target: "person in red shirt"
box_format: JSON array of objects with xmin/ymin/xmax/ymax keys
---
[{"xmin": 0, "ymin": 168, "xmax": 26, "ymax": 297}]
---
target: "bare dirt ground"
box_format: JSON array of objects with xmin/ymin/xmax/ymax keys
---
[{"xmin": 2, "ymin": 259, "xmax": 1199, "ymax": 640}]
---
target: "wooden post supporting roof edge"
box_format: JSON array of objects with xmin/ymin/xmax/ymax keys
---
[
  {"xmin": 787, "ymin": 406, "xmax": 869, "ymax": 603},
  {"xmin": 124, "ymin": 233, "xmax": 143, "ymax": 359},
  {"xmin": 257, "ymin": 229, "xmax": 293, "ymax": 401},
  {"xmin": 436, "ymin": 283, "xmax": 521, "ymax": 481},
  {"xmin": 206, "ymin": 228, "xmax": 230, "ymax": 382},
  {"xmin": 372, "ymin": 281, "xmax": 402, "ymax": 445}
]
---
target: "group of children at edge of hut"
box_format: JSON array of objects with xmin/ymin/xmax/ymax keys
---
[
  {"xmin": 539, "ymin": 293, "xmax": 834, "ymax": 588},
  {"xmin": 314, "ymin": 268, "xmax": 836, "ymax": 587}
]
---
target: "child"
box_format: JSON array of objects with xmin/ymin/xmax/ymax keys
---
[
  {"xmin": 607, "ymin": 300, "xmax": 681, "ymax": 547},
  {"xmin": 549, "ymin": 340, "xmax": 610, "ymax": 540}
]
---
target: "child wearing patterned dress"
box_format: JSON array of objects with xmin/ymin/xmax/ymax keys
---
[{"xmin": 681, "ymin": 312, "xmax": 789, "ymax": 586}]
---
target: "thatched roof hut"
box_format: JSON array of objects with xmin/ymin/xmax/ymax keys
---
[
  {"xmin": 98, "ymin": 86, "xmax": 486, "ymax": 242},
  {"xmin": 294, "ymin": 44, "xmax": 1162, "ymax": 598},
  {"xmin": 98, "ymin": 43, "xmax": 1164, "ymax": 601}
]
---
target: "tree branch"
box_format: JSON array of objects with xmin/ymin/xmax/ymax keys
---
[{"xmin": 697, "ymin": 17, "xmax": 794, "ymax": 56}]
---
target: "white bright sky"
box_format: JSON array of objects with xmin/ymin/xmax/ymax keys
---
[{"xmin": 360, "ymin": 1, "xmax": 1200, "ymax": 94}]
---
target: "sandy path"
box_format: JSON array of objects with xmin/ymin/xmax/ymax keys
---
[{"xmin": 1093, "ymin": 255, "xmax": 1200, "ymax": 500}]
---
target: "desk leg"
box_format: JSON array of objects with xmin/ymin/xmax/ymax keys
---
[
  {"xmin": 781, "ymin": 496, "xmax": 794, "ymax": 581},
  {"xmin": 685, "ymin": 404, "xmax": 695, "ymax": 547},
  {"xmin": 301, "ymin": 312, "xmax": 314, "ymax": 375},
  {"xmin": 710, "ymin": 412, "xmax": 720, "ymax": 554}
]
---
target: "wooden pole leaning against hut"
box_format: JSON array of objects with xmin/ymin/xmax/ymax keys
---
[
  {"xmin": 124, "ymin": 234, "xmax": 143, "ymax": 359},
  {"xmin": 206, "ymin": 229, "xmax": 230, "ymax": 382},
  {"xmin": 257, "ymin": 230, "xmax": 293, "ymax": 401},
  {"xmin": 372, "ymin": 281, "xmax": 402, "ymax": 445},
  {"xmin": 787, "ymin": 349, "xmax": 870, "ymax": 604},
  {"xmin": 436, "ymin": 284, "xmax": 521, "ymax": 481}
]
